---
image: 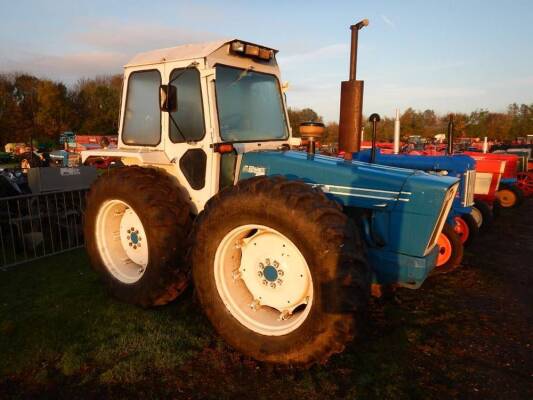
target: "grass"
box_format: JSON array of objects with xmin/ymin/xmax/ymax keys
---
[
  {"xmin": 0, "ymin": 250, "xmax": 425, "ymax": 399},
  {"xmin": 0, "ymin": 251, "xmax": 211, "ymax": 397},
  {"xmin": 0, "ymin": 211, "xmax": 531, "ymax": 400}
]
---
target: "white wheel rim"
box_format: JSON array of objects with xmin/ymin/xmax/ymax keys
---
[
  {"xmin": 470, "ymin": 207, "xmax": 483, "ymax": 228},
  {"xmin": 95, "ymin": 199, "xmax": 148, "ymax": 284},
  {"xmin": 214, "ymin": 224, "xmax": 313, "ymax": 336}
]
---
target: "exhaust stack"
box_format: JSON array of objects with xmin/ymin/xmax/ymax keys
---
[
  {"xmin": 447, "ymin": 115, "xmax": 454, "ymax": 155},
  {"xmin": 369, "ymin": 113, "xmax": 381, "ymax": 163},
  {"xmin": 338, "ymin": 19, "xmax": 368, "ymax": 160},
  {"xmin": 393, "ymin": 108, "xmax": 401, "ymax": 154}
]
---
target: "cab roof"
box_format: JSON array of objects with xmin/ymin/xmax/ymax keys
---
[{"xmin": 125, "ymin": 39, "xmax": 277, "ymax": 68}]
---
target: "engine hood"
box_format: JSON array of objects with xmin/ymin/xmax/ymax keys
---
[
  {"xmin": 355, "ymin": 149, "xmax": 475, "ymax": 177},
  {"xmin": 238, "ymin": 150, "xmax": 457, "ymax": 212}
]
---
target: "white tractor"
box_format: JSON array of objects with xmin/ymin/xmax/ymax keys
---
[{"xmin": 82, "ymin": 23, "xmax": 459, "ymax": 366}]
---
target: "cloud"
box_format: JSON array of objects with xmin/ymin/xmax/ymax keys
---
[
  {"xmin": 0, "ymin": 19, "xmax": 221, "ymax": 83},
  {"xmin": 381, "ymin": 15, "xmax": 395, "ymax": 28},
  {"xmin": 277, "ymin": 43, "xmax": 349, "ymax": 70},
  {"xmin": 73, "ymin": 20, "xmax": 219, "ymax": 53},
  {"xmin": 0, "ymin": 49, "xmax": 127, "ymax": 82},
  {"xmin": 488, "ymin": 76, "xmax": 533, "ymax": 88}
]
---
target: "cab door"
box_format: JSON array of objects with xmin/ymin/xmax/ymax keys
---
[{"xmin": 162, "ymin": 60, "xmax": 217, "ymax": 213}]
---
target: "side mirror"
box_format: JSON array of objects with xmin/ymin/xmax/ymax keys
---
[{"xmin": 160, "ymin": 84, "xmax": 177, "ymax": 112}]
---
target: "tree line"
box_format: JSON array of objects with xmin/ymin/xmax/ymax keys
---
[
  {"xmin": 288, "ymin": 104, "xmax": 532, "ymax": 144},
  {"xmin": 1, "ymin": 72, "xmax": 531, "ymax": 148},
  {"xmin": 0, "ymin": 73, "xmax": 122, "ymax": 148}
]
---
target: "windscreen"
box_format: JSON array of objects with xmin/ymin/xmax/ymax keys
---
[{"xmin": 215, "ymin": 65, "xmax": 288, "ymax": 142}]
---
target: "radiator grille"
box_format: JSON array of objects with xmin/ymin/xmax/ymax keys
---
[
  {"xmin": 426, "ymin": 182, "xmax": 459, "ymax": 254},
  {"xmin": 462, "ymin": 169, "xmax": 476, "ymax": 207}
]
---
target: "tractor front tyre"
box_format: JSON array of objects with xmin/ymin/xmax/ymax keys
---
[
  {"xmin": 432, "ymin": 223, "xmax": 464, "ymax": 274},
  {"xmin": 191, "ymin": 176, "xmax": 370, "ymax": 367},
  {"xmin": 84, "ymin": 166, "xmax": 192, "ymax": 307},
  {"xmin": 454, "ymin": 214, "xmax": 479, "ymax": 246},
  {"xmin": 472, "ymin": 200, "xmax": 493, "ymax": 231},
  {"xmin": 496, "ymin": 184, "xmax": 524, "ymax": 208}
]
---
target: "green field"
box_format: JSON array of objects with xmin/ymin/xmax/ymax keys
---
[{"xmin": 1, "ymin": 203, "xmax": 531, "ymax": 399}]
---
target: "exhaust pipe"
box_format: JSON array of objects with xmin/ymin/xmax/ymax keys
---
[
  {"xmin": 338, "ymin": 19, "xmax": 368, "ymax": 161},
  {"xmin": 393, "ymin": 108, "xmax": 401, "ymax": 154},
  {"xmin": 369, "ymin": 113, "xmax": 380, "ymax": 163},
  {"xmin": 447, "ymin": 115, "xmax": 454, "ymax": 155}
]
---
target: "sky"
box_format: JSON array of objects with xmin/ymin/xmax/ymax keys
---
[{"xmin": 0, "ymin": 0, "xmax": 532, "ymax": 122}]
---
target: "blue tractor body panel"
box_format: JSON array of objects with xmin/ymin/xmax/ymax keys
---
[
  {"xmin": 500, "ymin": 177, "xmax": 517, "ymax": 185},
  {"xmin": 354, "ymin": 149, "xmax": 476, "ymax": 221},
  {"xmin": 238, "ymin": 150, "xmax": 459, "ymax": 288}
]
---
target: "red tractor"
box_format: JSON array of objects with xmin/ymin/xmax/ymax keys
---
[{"xmin": 464, "ymin": 152, "xmax": 525, "ymax": 208}]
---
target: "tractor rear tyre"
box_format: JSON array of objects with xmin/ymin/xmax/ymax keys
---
[
  {"xmin": 432, "ymin": 223, "xmax": 463, "ymax": 274},
  {"xmin": 472, "ymin": 200, "xmax": 493, "ymax": 231},
  {"xmin": 496, "ymin": 184, "xmax": 524, "ymax": 208},
  {"xmin": 84, "ymin": 166, "xmax": 192, "ymax": 307},
  {"xmin": 191, "ymin": 176, "xmax": 370, "ymax": 367}
]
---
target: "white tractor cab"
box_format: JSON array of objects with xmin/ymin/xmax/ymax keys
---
[
  {"xmin": 82, "ymin": 24, "xmax": 460, "ymax": 367},
  {"xmin": 83, "ymin": 39, "xmax": 291, "ymax": 213}
]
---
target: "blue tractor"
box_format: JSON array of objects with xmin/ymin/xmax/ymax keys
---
[
  {"xmin": 81, "ymin": 20, "xmax": 460, "ymax": 366},
  {"xmin": 353, "ymin": 116, "xmax": 478, "ymax": 272}
]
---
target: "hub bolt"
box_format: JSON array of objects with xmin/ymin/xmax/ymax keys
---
[{"xmin": 250, "ymin": 299, "xmax": 260, "ymax": 311}]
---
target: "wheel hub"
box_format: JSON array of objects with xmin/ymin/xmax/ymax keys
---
[
  {"xmin": 263, "ymin": 265, "xmax": 278, "ymax": 282},
  {"xmin": 214, "ymin": 224, "xmax": 313, "ymax": 336},
  {"xmin": 436, "ymin": 232, "xmax": 452, "ymax": 267},
  {"xmin": 238, "ymin": 231, "xmax": 310, "ymax": 312},
  {"xmin": 95, "ymin": 200, "xmax": 149, "ymax": 284},
  {"xmin": 129, "ymin": 230, "xmax": 140, "ymax": 245},
  {"xmin": 453, "ymin": 216, "xmax": 469, "ymax": 244}
]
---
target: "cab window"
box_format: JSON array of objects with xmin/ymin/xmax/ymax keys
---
[
  {"xmin": 122, "ymin": 70, "xmax": 161, "ymax": 146},
  {"xmin": 169, "ymin": 68, "xmax": 205, "ymax": 142}
]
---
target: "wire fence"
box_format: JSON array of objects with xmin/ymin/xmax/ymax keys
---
[{"xmin": 0, "ymin": 189, "xmax": 87, "ymax": 270}]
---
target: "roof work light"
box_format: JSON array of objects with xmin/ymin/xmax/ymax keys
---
[{"xmin": 230, "ymin": 40, "xmax": 274, "ymax": 61}]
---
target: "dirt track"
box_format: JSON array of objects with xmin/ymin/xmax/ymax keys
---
[{"xmin": 375, "ymin": 201, "xmax": 533, "ymax": 398}]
